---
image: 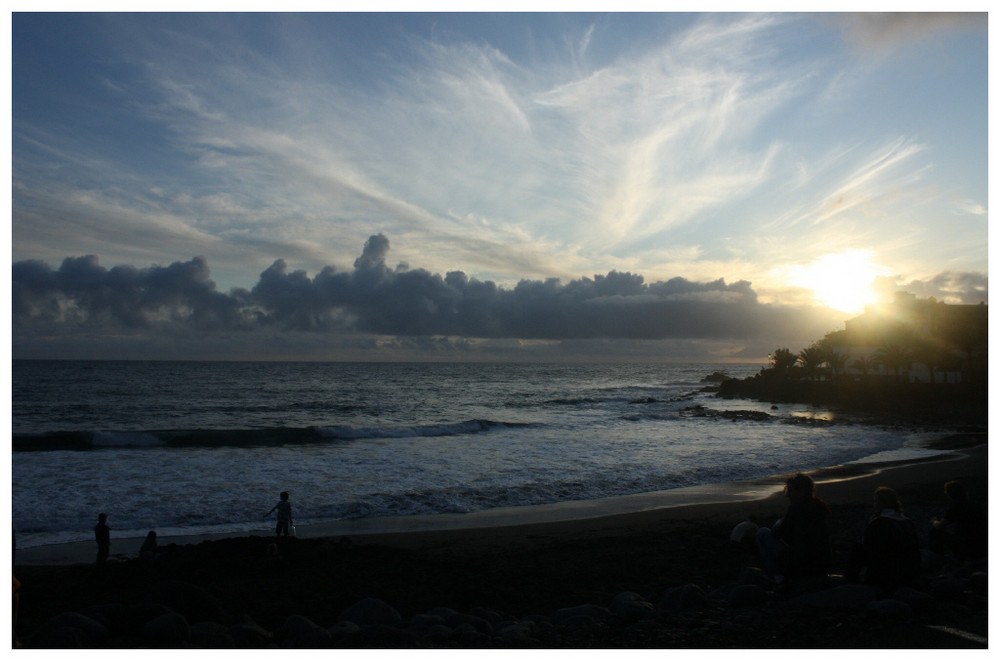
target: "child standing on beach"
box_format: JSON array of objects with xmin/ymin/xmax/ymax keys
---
[
  {"xmin": 267, "ymin": 491, "xmax": 293, "ymax": 537},
  {"xmin": 94, "ymin": 513, "xmax": 110, "ymax": 569}
]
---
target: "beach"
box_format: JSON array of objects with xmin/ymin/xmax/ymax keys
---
[{"xmin": 12, "ymin": 434, "xmax": 987, "ymax": 648}]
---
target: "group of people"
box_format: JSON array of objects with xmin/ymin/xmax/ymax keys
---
[
  {"xmin": 94, "ymin": 491, "xmax": 295, "ymax": 568},
  {"xmin": 744, "ymin": 473, "xmax": 986, "ymax": 593}
]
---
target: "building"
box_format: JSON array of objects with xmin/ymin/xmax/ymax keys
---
[{"xmin": 831, "ymin": 293, "xmax": 987, "ymax": 384}]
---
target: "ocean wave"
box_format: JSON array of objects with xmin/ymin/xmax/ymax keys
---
[{"xmin": 12, "ymin": 419, "xmax": 535, "ymax": 451}]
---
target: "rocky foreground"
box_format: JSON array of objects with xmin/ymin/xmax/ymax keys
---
[{"xmin": 14, "ymin": 470, "xmax": 987, "ymax": 649}]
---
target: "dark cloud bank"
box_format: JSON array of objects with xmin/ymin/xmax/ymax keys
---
[{"xmin": 12, "ymin": 234, "xmax": 985, "ymax": 362}]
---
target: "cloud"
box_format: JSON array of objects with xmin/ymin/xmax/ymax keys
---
[
  {"xmin": 873, "ymin": 272, "xmax": 988, "ymax": 306},
  {"xmin": 826, "ymin": 13, "xmax": 986, "ymax": 53},
  {"xmin": 13, "ymin": 234, "xmax": 850, "ymax": 360}
]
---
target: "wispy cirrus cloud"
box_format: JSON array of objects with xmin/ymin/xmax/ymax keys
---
[{"xmin": 12, "ymin": 12, "xmax": 987, "ymax": 349}]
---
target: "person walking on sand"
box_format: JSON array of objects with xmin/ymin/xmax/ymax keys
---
[
  {"xmin": 267, "ymin": 491, "xmax": 293, "ymax": 537},
  {"xmin": 756, "ymin": 473, "xmax": 831, "ymax": 589},
  {"xmin": 95, "ymin": 513, "xmax": 111, "ymax": 569}
]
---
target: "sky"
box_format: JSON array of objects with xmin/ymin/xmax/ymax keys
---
[{"xmin": 10, "ymin": 12, "xmax": 989, "ymax": 362}]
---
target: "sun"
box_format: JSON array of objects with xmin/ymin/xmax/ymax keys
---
[{"xmin": 795, "ymin": 250, "xmax": 886, "ymax": 314}]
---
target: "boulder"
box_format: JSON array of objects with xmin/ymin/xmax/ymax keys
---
[
  {"xmin": 658, "ymin": 584, "xmax": 708, "ymax": 613},
  {"xmin": 277, "ymin": 614, "xmax": 331, "ymax": 648},
  {"xmin": 327, "ymin": 620, "xmax": 361, "ymax": 644},
  {"xmin": 44, "ymin": 611, "xmax": 109, "ymax": 644},
  {"xmin": 142, "ymin": 611, "xmax": 192, "ymax": 647},
  {"xmin": 789, "ymin": 584, "xmax": 878, "ymax": 611},
  {"xmin": 738, "ymin": 566, "xmax": 775, "ymax": 589},
  {"xmin": 190, "ymin": 621, "xmax": 235, "ymax": 648},
  {"xmin": 152, "ymin": 579, "xmax": 227, "ymax": 624},
  {"xmin": 931, "ymin": 578, "xmax": 968, "ymax": 602},
  {"xmin": 338, "ymin": 597, "xmax": 402, "ymax": 627},
  {"xmin": 229, "ymin": 621, "xmax": 274, "ymax": 648},
  {"xmin": 891, "ymin": 586, "xmax": 935, "ymax": 612},
  {"xmin": 552, "ymin": 603, "xmax": 612, "ymax": 627},
  {"xmin": 340, "ymin": 623, "xmax": 420, "ymax": 648},
  {"xmin": 968, "ymin": 572, "xmax": 988, "ymax": 596},
  {"xmin": 866, "ymin": 599, "xmax": 912, "ymax": 618},
  {"xmin": 728, "ymin": 584, "xmax": 770, "ymax": 609},
  {"xmin": 609, "ymin": 591, "xmax": 654, "ymax": 621},
  {"xmin": 453, "ymin": 623, "xmax": 492, "ymax": 646}
]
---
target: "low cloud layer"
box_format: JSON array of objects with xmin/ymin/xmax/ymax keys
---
[{"xmin": 12, "ymin": 234, "xmax": 985, "ymax": 362}]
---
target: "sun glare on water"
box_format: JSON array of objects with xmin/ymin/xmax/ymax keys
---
[{"xmin": 795, "ymin": 250, "xmax": 886, "ymax": 314}]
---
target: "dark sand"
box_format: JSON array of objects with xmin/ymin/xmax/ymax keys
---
[{"xmin": 12, "ymin": 435, "xmax": 988, "ymax": 648}]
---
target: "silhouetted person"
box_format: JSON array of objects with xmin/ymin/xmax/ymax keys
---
[
  {"xmin": 267, "ymin": 491, "xmax": 293, "ymax": 537},
  {"xmin": 929, "ymin": 480, "xmax": 987, "ymax": 561},
  {"xmin": 756, "ymin": 473, "xmax": 831, "ymax": 588},
  {"xmin": 140, "ymin": 530, "xmax": 159, "ymax": 562},
  {"xmin": 729, "ymin": 515, "xmax": 760, "ymax": 551},
  {"xmin": 847, "ymin": 487, "xmax": 921, "ymax": 593},
  {"xmin": 94, "ymin": 513, "xmax": 111, "ymax": 569}
]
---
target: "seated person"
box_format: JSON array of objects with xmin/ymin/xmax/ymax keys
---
[
  {"xmin": 929, "ymin": 480, "xmax": 987, "ymax": 561},
  {"xmin": 756, "ymin": 473, "xmax": 832, "ymax": 587},
  {"xmin": 139, "ymin": 530, "xmax": 159, "ymax": 562},
  {"xmin": 847, "ymin": 487, "xmax": 921, "ymax": 593}
]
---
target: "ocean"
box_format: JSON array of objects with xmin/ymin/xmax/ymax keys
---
[{"xmin": 11, "ymin": 360, "xmax": 942, "ymax": 549}]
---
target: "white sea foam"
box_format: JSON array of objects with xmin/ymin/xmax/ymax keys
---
[{"xmin": 11, "ymin": 360, "xmax": 932, "ymax": 549}]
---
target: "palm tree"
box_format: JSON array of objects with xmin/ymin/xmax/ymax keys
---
[
  {"xmin": 873, "ymin": 341, "xmax": 913, "ymax": 383},
  {"xmin": 851, "ymin": 356, "xmax": 877, "ymax": 379},
  {"xmin": 798, "ymin": 345, "xmax": 828, "ymax": 381},
  {"xmin": 826, "ymin": 351, "xmax": 849, "ymax": 381},
  {"xmin": 770, "ymin": 348, "xmax": 798, "ymax": 372}
]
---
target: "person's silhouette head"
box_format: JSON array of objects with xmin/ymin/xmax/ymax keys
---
[
  {"xmin": 874, "ymin": 486, "xmax": 902, "ymax": 513},
  {"xmin": 784, "ymin": 473, "xmax": 815, "ymax": 503}
]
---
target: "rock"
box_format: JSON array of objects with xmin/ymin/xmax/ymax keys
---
[
  {"xmin": 866, "ymin": 599, "xmax": 912, "ymax": 617},
  {"xmin": 142, "ymin": 611, "xmax": 191, "ymax": 647},
  {"xmin": 30, "ymin": 611, "xmax": 110, "ymax": 648},
  {"xmin": 28, "ymin": 625, "xmax": 85, "ymax": 648},
  {"xmin": 453, "ymin": 623, "xmax": 493, "ymax": 646},
  {"xmin": 789, "ymin": 584, "xmax": 878, "ymax": 611},
  {"xmin": 449, "ymin": 612, "xmax": 494, "ymax": 636},
  {"xmin": 931, "ymin": 578, "xmax": 968, "ymax": 602},
  {"xmin": 609, "ymin": 591, "xmax": 654, "ymax": 620},
  {"xmin": 327, "ymin": 621, "xmax": 361, "ymax": 644},
  {"xmin": 152, "ymin": 579, "xmax": 227, "ymax": 624},
  {"xmin": 45, "ymin": 611, "xmax": 109, "ymax": 645},
  {"xmin": 338, "ymin": 597, "xmax": 402, "ymax": 627},
  {"xmin": 340, "ymin": 623, "xmax": 420, "ymax": 648},
  {"xmin": 892, "ymin": 586, "xmax": 935, "ymax": 612},
  {"xmin": 109, "ymin": 602, "xmax": 174, "ymax": 636},
  {"xmin": 277, "ymin": 614, "xmax": 331, "ymax": 648},
  {"xmin": 406, "ymin": 613, "xmax": 452, "ymax": 644},
  {"xmin": 76, "ymin": 603, "xmax": 122, "ymax": 632},
  {"xmin": 552, "ymin": 603, "xmax": 612, "ymax": 627},
  {"xmin": 658, "ymin": 584, "xmax": 708, "ymax": 613},
  {"xmin": 728, "ymin": 584, "xmax": 770, "ymax": 609},
  {"xmin": 190, "ymin": 621, "xmax": 235, "ymax": 648},
  {"xmin": 229, "ymin": 622, "xmax": 273, "ymax": 648},
  {"xmin": 469, "ymin": 606, "xmax": 503, "ymax": 625},
  {"xmin": 738, "ymin": 566, "xmax": 775, "ymax": 589},
  {"xmin": 968, "ymin": 572, "xmax": 988, "ymax": 596}
]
